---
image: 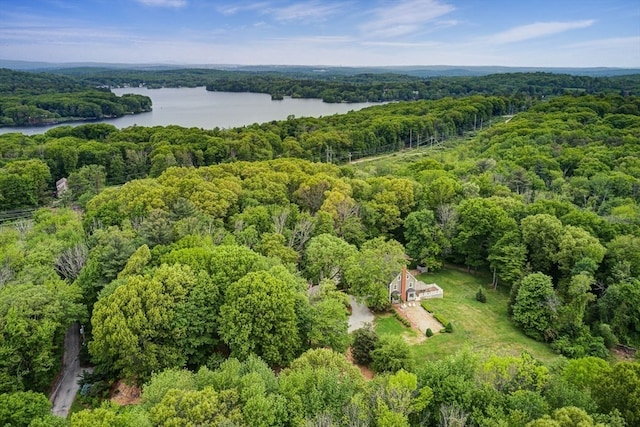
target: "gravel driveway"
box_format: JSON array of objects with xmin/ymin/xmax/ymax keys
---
[
  {"xmin": 348, "ymin": 295, "xmax": 374, "ymax": 332},
  {"xmin": 396, "ymin": 302, "xmax": 443, "ymax": 333}
]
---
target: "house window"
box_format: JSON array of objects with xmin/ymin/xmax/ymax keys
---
[{"xmin": 393, "ymin": 283, "xmax": 398, "ymax": 291}]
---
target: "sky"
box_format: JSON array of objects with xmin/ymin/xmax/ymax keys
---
[{"xmin": 0, "ymin": 0, "xmax": 639, "ymax": 68}]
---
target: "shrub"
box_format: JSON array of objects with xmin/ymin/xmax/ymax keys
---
[
  {"xmin": 426, "ymin": 328, "xmax": 434, "ymax": 337},
  {"xmin": 370, "ymin": 335, "xmax": 413, "ymax": 373},
  {"xmin": 434, "ymin": 313, "xmax": 449, "ymax": 326},
  {"xmin": 445, "ymin": 322, "xmax": 454, "ymax": 333},
  {"xmin": 476, "ymin": 287, "xmax": 487, "ymax": 303},
  {"xmin": 393, "ymin": 311, "xmax": 411, "ymax": 327},
  {"xmin": 420, "ymin": 302, "xmax": 434, "ymax": 313},
  {"xmin": 350, "ymin": 323, "xmax": 379, "ymax": 365}
]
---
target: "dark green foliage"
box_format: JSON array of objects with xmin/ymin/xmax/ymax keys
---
[
  {"xmin": 0, "ymin": 69, "xmax": 151, "ymax": 127},
  {"xmin": 476, "ymin": 287, "xmax": 487, "ymax": 303},
  {"xmin": 445, "ymin": 322, "xmax": 454, "ymax": 333},
  {"xmin": 393, "ymin": 310, "xmax": 412, "ymax": 327},
  {"xmin": 350, "ymin": 323, "xmax": 379, "ymax": 365},
  {"xmin": 512, "ymin": 273, "xmax": 558, "ymax": 341},
  {"xmin": 426, "ymin": 328, "xmax": 434, "ymax": 337}
]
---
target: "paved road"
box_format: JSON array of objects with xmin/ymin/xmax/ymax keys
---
[
  {"xmin": 51, "ymin": 323, "xmax": 90, "ymax": 418},
  {"xmin": 348, "ymin": 295, "xmax": 374, "ymax": 332}
]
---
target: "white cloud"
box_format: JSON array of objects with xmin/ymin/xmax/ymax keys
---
[
  {"xmin": 217, "ymin": 2, "xmax": 271, "ymax": 16},
  {"xmin": 135, "ymin": 0, "xmax": 187, "ymax": 8},
  {"xmin": 271, "ymin": 1, "xmax": 345, "ymax": 22},
  {"xmin": 360, "ymin": 0, "xmax": 455, "ymax": 38},
  {"xmin": 485, "ymin": 20, "xmax": 595, "ymax": 44}
]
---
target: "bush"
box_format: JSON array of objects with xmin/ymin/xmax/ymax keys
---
[
  {"xmin": 426, "ymin": 328, "xmax": 434, "ymax": 337},
  {"xmin": 434, "ymin": 313, "xmax": 449, "ymax": 326},
  {"xmin": 476, "ymin": 287, "xmax": 487, "ymax": 303},
  {"xmin": 445, "ymin": 322, "xmax": 454, "ymax": 333},
  {"xmin": 420, "ymin": 302, "xmax": 434, "ymax": 313},
  {"xmin": 393, "ymin": 311, "xmax": 411, "ymax": 327},
  {"xmin": 350, "ymin": 323, "xmax": 379, "ymax": 365},
  {"xmin": 370, "ymin": 335, "xmax": 413, "ymax": 373}
]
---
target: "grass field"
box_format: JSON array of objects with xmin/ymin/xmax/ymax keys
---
[{"xmin": 374, "ymin": 267, "xmax": 558, "ymax": 364}]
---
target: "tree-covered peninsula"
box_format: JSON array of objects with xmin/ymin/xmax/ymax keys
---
[{"xmin": 0, "ymin": 69, "xmax": 152, "ymax": 127}]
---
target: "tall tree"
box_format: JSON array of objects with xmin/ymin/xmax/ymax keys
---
[
  {"xmin": 512, "ymin": 273, "xmax": 559, "ymax": 342},
  {"xmin": 218, "ymin": 270, "xmax": 304, "ymax": 366}
]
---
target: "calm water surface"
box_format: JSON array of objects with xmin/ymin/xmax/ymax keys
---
[{"xmin": 0, "ymin": 87, "xmax": 380, "ymax": 135}]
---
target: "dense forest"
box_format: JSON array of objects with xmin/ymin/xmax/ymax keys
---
[
  {"xmin": 0, "ymin": 71, "xmax": 639, "ymax": 426},
  {"xmin": 54, "ymin": 67, "xmax": 640, "ymax": 101},
  {"xmin": 0, "ymin": 69, "xmax": 152, "ymax": 127}
]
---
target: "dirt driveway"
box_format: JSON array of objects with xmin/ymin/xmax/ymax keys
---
[{"xmin": 394, "ymin": 303, "xmax": 443, "ymax": 334}]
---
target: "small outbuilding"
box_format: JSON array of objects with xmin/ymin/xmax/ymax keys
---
[{"xmin": 55, "ymin": 177, "xmax": 68, "ymax": 197}]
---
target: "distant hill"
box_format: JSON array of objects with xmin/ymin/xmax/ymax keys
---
[{"xmin": 1, "ymin": 59, "xmax": 638, "ymax": 77}]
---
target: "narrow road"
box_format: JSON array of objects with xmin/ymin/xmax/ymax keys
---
[{"xmin": 50, "ymin": 323, "xmax": 91, "ymax": 418}]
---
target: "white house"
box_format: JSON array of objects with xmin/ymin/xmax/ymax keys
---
[{"xmin": 389, "ymin": 266, "xmax": 443, "ymax": 303}]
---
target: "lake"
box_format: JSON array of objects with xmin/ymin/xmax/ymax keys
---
[{"xmin": 0, "ymin": 87, "xmax": 380, "ymax": 135}]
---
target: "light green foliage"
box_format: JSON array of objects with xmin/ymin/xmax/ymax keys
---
[
  {"xmin": 345, "ymin": 237, "xmax": 405, "ymax": 311},
  {"xmin": 0, "ymin": 281, "xmax": 85, "ymax": 392},
  {"xmin": 371, "ymin": 369, "xmax": 433, "ymax": 425},
  {"xmin": 403, "ymin": 209, "xmax": 447, "ymax": 271},
  {"xmin": 303, "ymin": 233, "xmax": 357, "ymax": 285},
  {"xmin": 70, "ymin": 404, "xmax": 150, "ymax": 427},
  {"xmin": 555, "ymin": 226, "xmax": 605, "ymax": 277},
  {"xmin": 561, "ymin": 357, "xmax": 611, "ymax": 392},
  {"xmin": 521, "ymin": 214, "xmax": 563, "ymax": 275},
  {"xmin": 255, "ymin": 232, "xmax": 298, "ymax": 265},
  {"xmin": 117, "ymin": 244, "xmax": 151, "ymax": 279},
  {"xmin": 308, "ymin": 295, "xmax": 350, "ymax": 353},
  {"xmin": 603, "ymin": 234, "xmax": 640, "ymax": 280},
  {"xmin": 557, "ymin": 273, "xmax": 595, "ymax": 332},
  {"xmin": 478, "ymin": 353, "xmax": 550, "ymax": 394},
  {"xmin": 67, "ymin": 164, "xmax": 106, "ymax": 203},
  {"xmin": 0, "ymin": 159, "xmax": 51, "ymax": 209},
  {"xmin": 513, "ymin": 273, "xmax": 559, "ymax": 341},
  {"xmin": 371, "ymin": 335, "xmax": 413, "ymax": 373},
  {"xmin": 141, "ymin": 368, "xmax": 196, "ymax": 409},
  {"xmin": 487, "ymin": 230, "xmax": 527, "ymax": 288},
  {"xmin": 526, "ymin": 406, "xmax": 603, "ymax": 427},
  {"xmin": 592, "ymin": 361, "xmax": 640, "ymax": 426},
  {"xmin": 279, "ymin": 349, "xmax": 365, "ymax": 423},
  {"xmin": 219, "ymin": 270, "xmax": 303, "ymax": 366},
  {"xmin": 453, "ymin": 197, "xmax": 513, "ymax": 270},
  {"xmin": 0, "ymin": 391, "xmax": 51, "ymax": 427},
  {"xmin": 148, "ymin": 387, "xmax": 243, "ymax": 427},
  {"xmin": 89, "ymin": 264, "xmax": 196, "ymax": 381}
]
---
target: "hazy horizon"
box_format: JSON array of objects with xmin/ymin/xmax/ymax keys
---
[{"xmin": 1, "ymin": 1, "xmax": 639, "ymax": 68}]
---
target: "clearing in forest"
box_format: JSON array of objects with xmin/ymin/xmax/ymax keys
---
[{"xmin": 375, "ymin": 268, "xmax": 558, "ymax": 364}]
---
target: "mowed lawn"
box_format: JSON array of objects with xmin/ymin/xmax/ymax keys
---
[{"xmin": 375, "ymin": 268, "xmax": 558, "ymax": 364}]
